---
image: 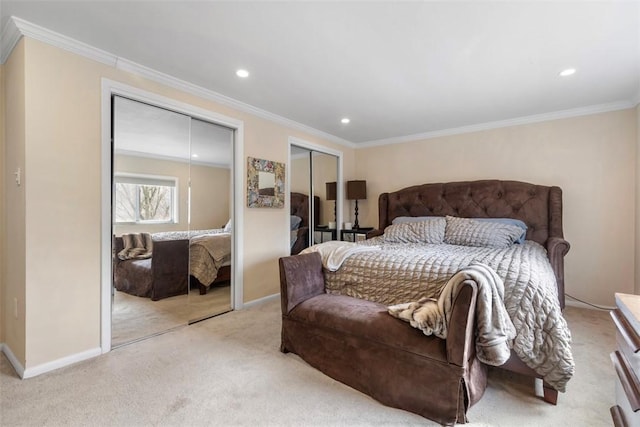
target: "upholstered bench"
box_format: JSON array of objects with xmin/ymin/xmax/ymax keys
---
[{"xmin": 279, "ymin": 252, "xmax": 488, "ymax": 426}]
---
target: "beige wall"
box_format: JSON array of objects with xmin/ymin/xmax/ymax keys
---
[
  {"xmin": 113, "ymin": 155, "xmax": 230, "ymax": 235},
  {"xmin": 3, "ymin": 37, "xmax": 353, "ymax": 369},
  {"xmin": 3, "ymin": 39, "xmax": 27, "ymax": 363},
  {"xmin": 356, "ymin": 109, "xmax": 637, "ymax": 307}
]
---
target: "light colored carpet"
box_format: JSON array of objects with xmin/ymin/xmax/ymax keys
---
[
  {"xmin": 0, "ymin": 300, "xmax": 614, "ymax": 426},
  {"xmin": 112, "ymin": 285, "xmax": 232, "ymax": 347}
]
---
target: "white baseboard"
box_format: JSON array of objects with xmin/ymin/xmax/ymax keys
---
[
  {"xmin": 1, "ymin": 343, "xmax": 26, "ymax": 378},
  {"xmin": 21, "ymin": 347, "xmax": 102, "ymax": 379},
  {"xmin": 0, "ymin": 345, "xmax": 104, "ymax": 380},
  {"xmin": 243, "ymin": 292, "xmax": 280, "ymax": 309},
  {"xmin": 565, "ymin": 299, "xmax": 614, "ymax": 311}
]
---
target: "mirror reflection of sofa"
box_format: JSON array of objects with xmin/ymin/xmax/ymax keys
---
[
  {"xmin": 290, "ymin": 192, "xmax": 320, "ymax": 255},
  {"xmin": 113, "ymin": 236, "xmax": 188, "ymax": 301},
  {"xmin": 113, "ymin": 229, "xmax": 232, "ymax": 301}
]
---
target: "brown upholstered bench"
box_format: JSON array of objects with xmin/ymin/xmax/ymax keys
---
[{"xmin": 279, "ymin": 252, "xmax": 488, "ymax": 426}]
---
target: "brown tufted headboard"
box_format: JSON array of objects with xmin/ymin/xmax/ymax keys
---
[
  {"xmin": 377, "ymin": 180, "xmax": 570, "ymax": 308},
  {"xmin": 290, "ymin": 192, "xmax": 320, "ymax": 228},
  {"xmin": 378, "ymin": 180, "xmax": 563, "ymax": 245}
]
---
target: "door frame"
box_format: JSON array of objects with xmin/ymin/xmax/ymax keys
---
[
  {"xmin": 287, "ymin": 136, "xmax": 343, "ymax": 248},
  {"xmin": 100, "ymin": 79, "xmax": 244, "ymax": 353}
]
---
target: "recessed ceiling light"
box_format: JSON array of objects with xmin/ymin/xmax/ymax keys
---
[
  {"xmin": 192, "ymin": 154, "xmax": 199, "ymax": 158},
  {"xmin": 341, "ymin": 118, "xmax": 350, "ymax": 124},
  {"xmin": 559, "ymin": 68, "xmax": 576, "ymax": 77},
  {"xmin": 236, "ymin": 69, "xmax": 250, "ymax": 78}
]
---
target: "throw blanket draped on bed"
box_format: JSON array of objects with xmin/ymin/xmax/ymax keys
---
[
  {"xmin": 118, "ymin": 233, "xmax": 153, "ymax": 260},
  {"xmin": 190, "ymin": 232, "xmax": 231, "ymax": 286},
  {"xmin": 301, "ymin": 241, "xmax": 381, "ymax": 271},
  {"xmin": 388, "ymin": 262, "xmax": 516, "ymax": 366},
  {"xmin": 324, "ymin": 237, "xmax": 574, "ymax": 392}
]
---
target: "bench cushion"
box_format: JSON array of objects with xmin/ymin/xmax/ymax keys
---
[{"xmin": 289, "ymin": 294, "xmax": 447, "ymax": 364}]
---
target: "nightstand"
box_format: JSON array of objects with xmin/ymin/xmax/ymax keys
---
[
  {"xmin": 314, "ymin": 227, "xmax": 337, "ymax": 243},
  {"xmin": 340, "ymin": 227, "xmax": 373, "ymax": 242}
]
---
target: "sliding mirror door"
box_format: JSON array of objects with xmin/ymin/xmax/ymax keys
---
[
  {"xmin": 112, "ymin": 97, "xmax": 191, "ymax": 346},
  {"xmin": 187, "ymin": 119, "xmax": 233, "ymax": 322},
  {"xmin": 311, "ymin": 151, "xmax": 338, "ymax": 243},
  {"xmin": 111, "ymin": 97, "xmax": 233, "ymax": 347},
  {"xmin": 289, "ymin": 146, "xmax": 312, "ymax": 254},
  {"xmin": 289, "ymin": 144, "xmax": 339, "ymax": 253}
]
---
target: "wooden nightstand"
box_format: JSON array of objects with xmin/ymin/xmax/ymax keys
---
[{"xmin": 340, "ymin": 227, "xmax": 373, "ymax": 242}]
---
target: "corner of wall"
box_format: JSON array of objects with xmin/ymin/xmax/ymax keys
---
[
  {"xmin": 636, "ymin": 104, "xmax": 640, "ymax": 294},
  {"xmin": 0, "ymin": 62, "xmax": 5, "ymax": 344}
]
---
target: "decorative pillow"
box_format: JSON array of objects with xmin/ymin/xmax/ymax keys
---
[
  {"xmin": 384, "ymin": 217, "xmax": 446, "ymax": 244},
  {"xmin": 223, "ymin": 219, "xmax": 232, "ymax": 233},
  {"xmin": 474, "ymin": 218, "xmax": 527, "ymax": 244},
  {"xmin": 444, "ymin": 216, "xmax": 523, "ymax": 248},
  {"xmin": 290, "ymin": 215, "xmax": 302, "ymax": 231},
  {"xmin": 391, "ymin": 216, "xmax": 438, "ymax": 225}
]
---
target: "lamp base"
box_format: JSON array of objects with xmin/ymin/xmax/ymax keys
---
[{"xmin": 353, "ymin": 199, "xmax": 360, "ymax": 229}]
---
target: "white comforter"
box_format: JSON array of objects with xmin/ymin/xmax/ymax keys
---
[{"xmin": 324, "ymin": 237, "xmax": 575, "ymax": 392}]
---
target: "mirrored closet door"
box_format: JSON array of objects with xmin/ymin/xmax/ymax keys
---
[
  {"xmin": 111, "ymin": 97, "xmax": 233, "ymax": 347},
  {"xmin": 289, "ymin": 144, "xmax": 338, "ymax": 254}
]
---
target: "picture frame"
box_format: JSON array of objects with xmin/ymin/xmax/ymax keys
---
[{"xmin": 247, "ymin": 156, "xmax": 285, "ymax": 208}]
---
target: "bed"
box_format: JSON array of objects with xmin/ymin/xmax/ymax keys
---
[
  {"xmin": 188, "ymin": 230, "xmax": 232, "ymax": 294},
  {"xmin": 290, "ymin": 192, "xmax": 320, "ymax": 255},
  {"xmin": 315, "ymin": 180, "xmax": 572, "ymax": 403}
]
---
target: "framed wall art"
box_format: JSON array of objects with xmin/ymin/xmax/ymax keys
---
[{"xmin": 247, "ymin": 157, "xmax": 285, "ymax": 208}]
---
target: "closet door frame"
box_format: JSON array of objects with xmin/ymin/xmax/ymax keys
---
[
  {"xmin": 287, "ymin": 136, "xmax": 343, "ymax": 248},
  {"xmin": 100, "ymin": 79, "xmax": 244, "ymax": 353}
]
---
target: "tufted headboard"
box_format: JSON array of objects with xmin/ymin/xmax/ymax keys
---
[
  {"xmin": 290, "ymin": 192, "xmax": 320, "ymax": 228},
  {"xmin": 378, "ymin": 180, "xmax": 563, "ymax": 246}
]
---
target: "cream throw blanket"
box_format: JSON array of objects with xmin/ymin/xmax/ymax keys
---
[
  {"xmin": 118, "ymin": 233, "xmax": 153, "ymax": 260},
  {"xmin": 190, "ymin": 233, "xmax": 231, "ymax": 263},
  {"xmin": 388, "ymin": 262, "xmax": 516, "ymax": 366},
  {"xmin": 301, "ymin": 241, "xmax": 381, "ymax": 271}
]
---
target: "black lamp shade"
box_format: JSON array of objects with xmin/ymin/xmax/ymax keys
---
[
  {"xmin": 347, "ymin": 180, "xmax": 367, "ymax": 200},
  {"xmin": 326, "ymin": 182, "xmax": 337, "ymax": 201}
]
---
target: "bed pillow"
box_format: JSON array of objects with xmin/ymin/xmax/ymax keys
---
[
  {"xmin": 290, "ymin": 215, "xmax": 302, "ymax": 231},
  {"xmin": 391, "ymin": 216, "xmax": 438, "ymax": 225},
  {"xmin": 444, "ymin": 216, "xmax": 524, "ymax": 248},
  {"xmin": 384, "ymin": 217, "xmax": 446, "ymax": 244},
  {"xmin": 223, "ymin": 219, "xmax": 232, "ymax": 233},
  {"xmin": 474, "ymin": 218, "xmax": 527, "ymax": 244}
]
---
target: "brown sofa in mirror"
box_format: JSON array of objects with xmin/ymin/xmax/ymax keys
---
[
  {"xmin": 290, "ymin": 192, "xmax": 320, "ymax": 255},
  {"xmin": 113, "ymin": 230, "xmax": 232, "ymax": 301}
]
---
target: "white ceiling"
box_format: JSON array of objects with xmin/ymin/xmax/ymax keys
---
[{"xmin": 1, "ymin": 1, "xmax": 639, "ymax": 145}]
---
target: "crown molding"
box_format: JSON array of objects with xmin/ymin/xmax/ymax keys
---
[
  {"xmin": 2, "ymin": 16, "xmax": 636, "ymax": 150},
  {"xmin": 358, "ymin": 100, "xmax": 638, "ymax": 148},
  {"xmin": 1, "ymin": 16, "xmax": 353, "ymax": 148},
  {"xmin": 0, "ymin": 15, "xmax": 21, "ymax": 63},
  {"xmin": 6, "ymin": 16, "xmax": 117, "ymax": 66}
]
